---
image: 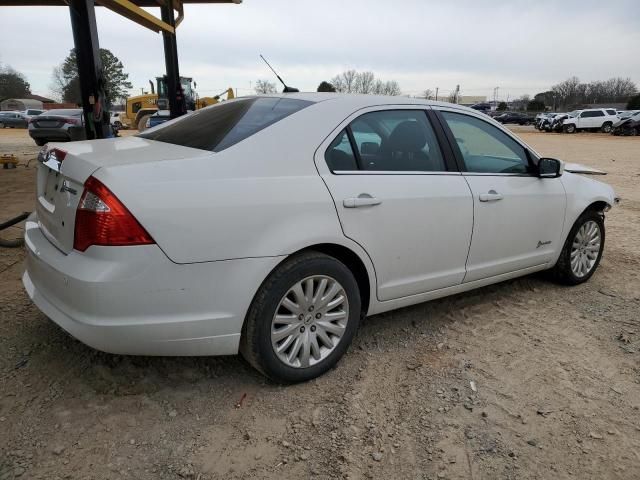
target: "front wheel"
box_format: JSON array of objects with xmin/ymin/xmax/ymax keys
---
[
  {"xmin": 240, "ymin": 251, "xmax": 361, "ymax": 383},
  {"xmin": 34, "ymin": 138, "xmax": 46, "ymax": 146},
  {"xmin": 551, "ymin": 210, "xmax": 605, "ymax": 285},
  {"xmin": 564, "ymin": 124, "xmax": 576, "ymax": 133}
]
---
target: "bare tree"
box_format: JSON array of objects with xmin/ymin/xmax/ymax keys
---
[
  {"xmin": 331, "ymin": 70, "xmax": 401, "ymax": 95},
  {"xmin": 550, "ymin": 76, "xmax": 636, "ymax": 108},
  {"xmin": 382, "ymin": 80, "xmax": 401, "ymax": 96},
  {"xmin": 372, "ymin": 79, "xmax": 386, "ymax": 95},
  {"xmin": 422, "ymin": 89, "xmax": 434, "ymax": 100},
  {"xmin": 552, "ymin": 76, "xmax": 581, "ymax": 107},
  {"xmin": 254, "ymin": 79, "xmax": 277, "ymax": 94},
  {"xmin": 330, "ymin": 70, "xmax": 358, "ymax": 93},
  {"xmin": 354, "ymin": 71, "xmax": 375, "ymax": 94}
]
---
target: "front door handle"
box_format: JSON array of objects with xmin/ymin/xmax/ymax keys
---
[
  {"xmin": 343, "ymin": 194, "xmax": 382, "ymax": 208},
  {"xmin": 479, "ymin": 190, "xmax": 503, "ymax": 202}
]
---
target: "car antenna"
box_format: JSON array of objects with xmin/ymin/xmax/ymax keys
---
[{"xmin": 260, "ymin": 54, "xmax": 299, "ymax": 93}]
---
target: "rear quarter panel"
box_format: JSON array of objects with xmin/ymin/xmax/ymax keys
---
[{"xmin": 93, "ymin": 101, "xmax": 356, "ymax": 264}]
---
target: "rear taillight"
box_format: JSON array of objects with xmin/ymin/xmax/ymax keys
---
[
  {"xmin": 73, "ymin": 176, "xmax": 155, "ymax": 252},
  {"xmin": 64, "ymin": 117, "xmax": 80, "ymax": 125}
]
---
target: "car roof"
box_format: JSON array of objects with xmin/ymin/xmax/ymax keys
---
[{"xmin": 254, "ymin": 92, "xmax": 475, "ymax": 111}]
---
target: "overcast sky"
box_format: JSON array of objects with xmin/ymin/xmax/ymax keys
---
[{"xmin": 1, "ymin": 0, "xmax": 639, "ymax": 101}]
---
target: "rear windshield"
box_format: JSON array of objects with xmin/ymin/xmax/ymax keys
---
[
  {"xmin": 138, "ymin": 97, "xmax": 313, "ymax": 152},
  {"xmin": 139, "ymin": 97, "xmax": 313, "ymax": 152}
]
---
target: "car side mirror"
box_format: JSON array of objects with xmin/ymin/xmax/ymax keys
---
[{"xmin": 538, "ymin": 157, "xmax": 563, "ymax": 178}]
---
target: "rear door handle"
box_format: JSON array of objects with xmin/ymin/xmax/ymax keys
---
[
  {"xmin": 343, "ymin": 194, "xmax": 382, "ymax": 208},
  {"xmin": 479, "ymin": 190, "xmax": 503, "ymax": 202}
]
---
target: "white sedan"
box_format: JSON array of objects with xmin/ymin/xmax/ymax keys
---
[{"xmin": 23, "ymin": 94, "xmax": 616, "ymax": 382}]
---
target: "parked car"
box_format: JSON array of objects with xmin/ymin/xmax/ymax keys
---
[
  {"xmin": 470, "ymin": 103, "xmax": 491, "ymax": 112},
  {"xmin": 28, "ymin": 108, "xmax": 85, "ymax": 146},
  {"xmin": 612, "ymin": 110, "xmax": 640, "ymax": 136},
  {"xmin": 548, "ymin": 113, "xmax": 571, "ymax": 133},
  {"xmin": 562, "ymin": 108, "xmax": 618, "ymax": 133},
  {"xmin": 22, "ymin": 108, "xmax": 46, "ymax": 122},
  {"xmin": 110, "ymin": 111, "xmax": 126, "ymax": 129},
  {"xmin": 0, "ymin": 111, "xmax": 28, "ymax": 128},
  {"xmin": 534, "ymin": 112, "xmax": 550, "ymax": 130},
  {"xmin": 22, "ymin": 94, "xmax": 616, "ymax": 382},
  {"xmin": 495, "ymin": 112, "xmax": 534, "ymax": 125},
  {"xmin": 538, "ymin": 113, "xmax": 560, "ymax": 131}
]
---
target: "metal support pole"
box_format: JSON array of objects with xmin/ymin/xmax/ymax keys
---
[
  {"xmin": 68, "ymin": 0, "xmax": 110, "ymax": 140},
  {"xmin": 160, "ymin": 3, "xmax": 186, "ymax": 119}
]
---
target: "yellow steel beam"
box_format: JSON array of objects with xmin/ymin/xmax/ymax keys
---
[{"xmin": 95, "ymin": 0, "xmax": 174, "ymax": 33}]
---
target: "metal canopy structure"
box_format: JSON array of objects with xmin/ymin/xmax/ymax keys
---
[{"xmin": 2, "ymin": 0, "xmax": 240, "ymax": 139}]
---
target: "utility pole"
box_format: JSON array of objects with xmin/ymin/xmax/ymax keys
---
[
  {"xmin": 454, "ymin": 85, "xmax": 460, "ymax": 104},
  {"xmin": 435, "ymin": 87, "xmax": 438, "ymax": 101}
]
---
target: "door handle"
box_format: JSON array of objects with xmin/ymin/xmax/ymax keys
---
[
  {"xmin": 343, "ymin": 194, "xmax": 382, "ymax": 208},
  {"xmin": 479, "ymin": 190, "xmax": 503, "ymax": 202}
]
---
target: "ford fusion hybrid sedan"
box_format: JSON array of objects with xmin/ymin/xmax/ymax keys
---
[{"xmin": 23, "ymin": 93, "xmax": 616, "ymax": 382}]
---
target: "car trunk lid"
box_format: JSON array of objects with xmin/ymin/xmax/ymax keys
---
[
  {"xmin": 31, "ymin": 115, "xmax": 78, "ymax": 129},
  {"xmin": 35, "ymin": 137, "xmax": 209, "ymax": 254}
]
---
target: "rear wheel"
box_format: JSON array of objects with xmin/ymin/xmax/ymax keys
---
[
  {"xmin": 601, "ymin": 122, "xmax": 613, "ymax": 133},
  {"xmin": 564, "ymin": 123, "xmax": 576, "ymax": 133},
  {"xmin": 34, "ymin": 139, "xmax": 46, "ymax": 146},
  {"xmin": 240, "ymin": 251, "xmax": 361, "ymax": 383},
  {"xmin": 551, "ymin": 210, "xmax": 605, "ymax": 285}
]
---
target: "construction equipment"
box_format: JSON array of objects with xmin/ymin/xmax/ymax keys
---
[
  {"xmin": 122, "ymin": 78, "xmax": 234, "ymax": 131},
  {"xmin": 196, "ymin": 88, "xmax": 235, "ymax": 109},
  {"xmin": 0, "ymin": 154, "xmax": 19, "ymax": 169}
]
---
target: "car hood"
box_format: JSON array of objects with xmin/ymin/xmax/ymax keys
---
[{"xmin": 564, "ymin": 162, "xmax": 606, "ymax": 175}]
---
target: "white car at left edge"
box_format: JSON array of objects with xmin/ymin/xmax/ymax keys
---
[{"xmin": 23, "ymin": 93, "xmax": 617, "ymax": 383}]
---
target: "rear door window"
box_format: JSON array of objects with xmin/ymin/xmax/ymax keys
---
[
  {"xmin": 325, "ymin": 130, "xmax": 358, "ymax": 171},
  {"xmin": 350, "ymin": 110, "xmax": 446, "ymax": 172},
  {"xmin": 139, "ymin": 97, "xmax": 313, "ymax": 152}
]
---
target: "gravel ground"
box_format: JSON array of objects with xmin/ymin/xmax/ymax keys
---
[{"xmin": 1, "ymin": 127, "xmax": 639, "ymax": 480}]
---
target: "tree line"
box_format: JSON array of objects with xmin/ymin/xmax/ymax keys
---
[
  {"xmin": 534, "ymin": 76, "xmax": 637, "ymax": 110},
  {"xmin": 254, "ymin": 70, "xmax": 402, "ymax": 96}
]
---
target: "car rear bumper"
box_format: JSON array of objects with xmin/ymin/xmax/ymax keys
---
[{"xmin": 22, "ymin": 214, "xmax": 284, "ymax": 356}]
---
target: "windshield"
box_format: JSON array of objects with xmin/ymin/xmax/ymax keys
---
[{"xmin": 139, "ymin": 97, "xmax": 313, "ymax": 152}]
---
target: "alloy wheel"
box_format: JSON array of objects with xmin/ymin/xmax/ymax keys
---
[
  {"xmin": 570, "ymin": 220, "xmax": 601, "ymax": 278},
  {"xmin": 271, "ymin": 275, "xmax": 349, "ymax": 368}
]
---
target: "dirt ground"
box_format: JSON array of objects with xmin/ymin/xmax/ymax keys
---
[{"xmin": 1, "ymin": 127, "xmax": 639, "ymax": 480}]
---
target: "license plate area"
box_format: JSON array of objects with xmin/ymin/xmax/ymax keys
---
[
  {"xmin": 42, "ymin": 168, "xmax": 61, "ymax": 206},
  {"xmin": 38, "ymin": 121, "xmax": 60, "ymax": 128}
]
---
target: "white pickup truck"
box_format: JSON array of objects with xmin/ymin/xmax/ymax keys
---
[{"xmin": 562, "ymin": 108, "xmax": 618, "ymax": 133}]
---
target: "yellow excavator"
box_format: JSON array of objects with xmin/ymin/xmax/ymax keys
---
[{"xmin": 120, "ymin": 77, "xmax": 234, "ymax": 130}]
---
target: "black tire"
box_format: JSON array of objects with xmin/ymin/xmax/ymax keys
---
[
  {"xmin": 564, "ymin": 124, "xmax": 576, "ymax": 133},
  {"xmin": 34, "ymin": 139, "xmax": 46, "ymax": 146},
  {"xmin": 240, "ymin": 251, "xmax": 361, "ymax": 383},
  {"xmin": 0, "ymin": 122, "xmax": 4, "ymax": 129},
  {"xmin": 601, "ymin": 122, "xmax": 613, "ymax": 134},
  {"xmin": 550, "ymin": 209, "xmax": 605, "ymax": 285}
]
